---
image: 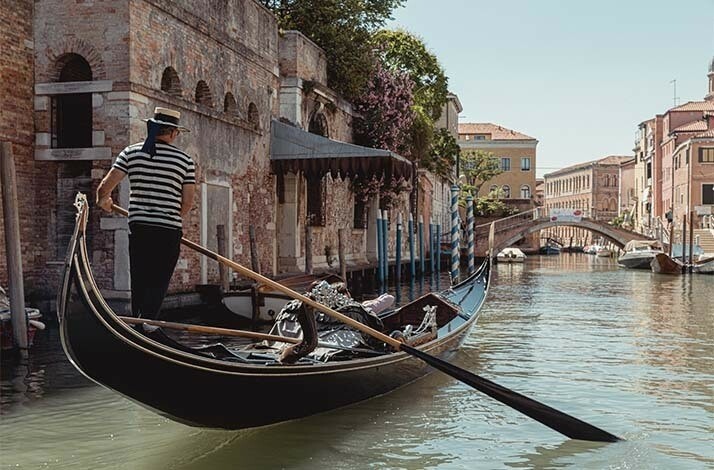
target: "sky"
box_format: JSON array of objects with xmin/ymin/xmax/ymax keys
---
[{"xmin": 387, "ymin": 0, "xmax": 714, "ymax": 177}]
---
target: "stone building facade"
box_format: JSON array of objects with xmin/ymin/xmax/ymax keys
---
[
  {"xmin": 543, "ymin": 156, "xmax": 630, "ymax": 245},
  {"xmin": 457, "ymin": 123, "xmax": 537, "ymax": 204},
  {"xmin": 1, "ymin": 0, "xmax": 430, "ymax": 313},
  {"xmin": 633, "ymin": 60, "xmax": 714, "ymax": 236}
]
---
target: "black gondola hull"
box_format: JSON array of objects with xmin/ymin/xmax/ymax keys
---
[{"xmin": 58, "ymin": 197, "xmax": 489, "ymax": 429}]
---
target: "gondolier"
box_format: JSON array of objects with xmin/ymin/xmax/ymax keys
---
[{"xmin": 96, "ymin": 107, "xmax": 196, "ymax": 319}]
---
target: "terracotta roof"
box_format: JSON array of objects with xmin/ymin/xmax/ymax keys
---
[
  {"xmin": 458, "ymin": 123, "xmax": 536, "ymax": 140},
  {"xmin": 672, "ymin": 120, "xmax": 708, "ymax": 133},
  {"xmin": 694, "ymin": 129, "xmax": 714, "ymax": 138},
  {"xmin": 669, "ymin": 101, "xmax": 714, "ymax": 112},
  {"xmin": 544, "ymin": 155, "xmax": 631, "ymax": 177}
]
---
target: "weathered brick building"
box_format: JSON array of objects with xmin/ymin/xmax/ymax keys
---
[
  {"xmin": 1, "ymin": 0, "xmax": 422, "ymax": 313},
  {"xmin": 543, "ymin": 155, "xmax": 631, "ymax": 245}
]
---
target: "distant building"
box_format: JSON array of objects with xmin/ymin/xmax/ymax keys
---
[
  {"xmin": 543, "ymin": 156, "xmax": 631, "ymax": 245},
  {"xmin": 457, "ymin": 122, "xmax": 537, "ymax": 213},
  {"xmin": 619, "ymin": 158, "xmax": 637, "ymax": 225},
  {"xmin": 634, "ymin": 59, "xmax": 714, "ymax": 238},
  {"xmin": 534, "ymin": 178, "xmax": 545, "ymax": 207}
]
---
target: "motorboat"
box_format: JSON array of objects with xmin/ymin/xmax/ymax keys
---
[
  {"xmin": 617, "ymin": 240, "xmax": 663, "ymax": 269},
  {"xmin": 496, "ymin": 247, "xmax": 526, "ymax": 263}
]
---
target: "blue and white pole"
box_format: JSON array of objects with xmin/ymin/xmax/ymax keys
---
[
  {"xmin": 429, "ymin": 217, "xmax": 435, "ymax": 274},
  {"xmin": 408, "ymin": 213, "xmax": 415, "ymax": 279},
  {"xmin": 466, "ymin": 195, "xmax": 474, "ymax": 274},
  {"xmin": 382, "ymin": 210, "xmax": 389, "ymax": 284},
  {"xmin": 376, "ymin": 210, "xmax": 384, "ymax": 283},
  {"xmin": 451, "ymin": 185, "xmax": 460, "ymax": 284},
  {"xmin": 418, "ymin": 215, "xmax": 425, "ymax": 276},
  {"xmin": 436, "ymin": 221, "xmax": 441, "ymax": 273},
  {"xmin": 396, "ymin": 212, "xmax": 402, "ymax": 282}
]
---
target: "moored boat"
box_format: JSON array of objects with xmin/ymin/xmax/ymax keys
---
[
  {"xmin": 692, "ymin": 256, "xmax": 714, "ymax": 274},
  {"xmin": 650, "ymin": 252, "xmax": 684, "ymax": 274},
  {"xmin": 617, "ymin": 240, "xmax": 663, "ymax": 269},
  {"xmin": 596, "ymin": 247, "xmax": 612, "ymax": 257},
  {"xmin": 496, "ymin": 247, "xmax": 526, "ymax": 263},
  {"xmin": 57, "ymin": 195, "xmax": 491, "ymax": 430}
]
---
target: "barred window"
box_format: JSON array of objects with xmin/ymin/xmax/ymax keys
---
[
  {"xmin": 521, "ymin": 157, "xmax": 531, "ymax": 171},
  {"xmin": 501, "ymin": 157, "xmax": 511, "ymax": 171},
  {"xmin": 354, "ymin": 200, "xmax": 368, "ymax": 229},
  {"xmin": 699, "ymin": 148, "xmax": 714, "ymax": 163}
]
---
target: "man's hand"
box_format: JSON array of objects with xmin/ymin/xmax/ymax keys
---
[
  {"xmin": 96, "ymin": 168, "xmax": 126, "ymax": 214},
  {"xmin": 97, "ymin": 195, "xmax": 114, "ymax": 213}
]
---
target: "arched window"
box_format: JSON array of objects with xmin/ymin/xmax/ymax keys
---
[
  {"xmin": 612, "ymin": 175, "xmax": 618, "ymax": 187},
  {"xmin": 53, "ymin": 53, "xmax": 92, "ymax": 148},
  {"xmin": 502, "ymin": 185, "xmax": 511, "ymax": 198},
  {"xmin": 308, "ymin": 112, "xmax": 328, "ymax": 137},
  {"xmin": 195, "ymin": 80, "xmax": 213, "ymax": 107},
  {"xmin": 248, "ymin": 102, "xmax": 259, "ymax": 129},
  {"xmin": 609, "ymin": 198, "xmax": 617, "ymax": 211},
  {"xmin": 160, "ymin": 67, "xmax": 182, "ymax": 97},
  {"xmin": 520, "ymin": 184, "xmax": 531, "ymax": 199},
  {"xmin": 604, "ymin": 174, "xmax": 610, "ymax": 187},
  {"xmin": 489, "ymin": 184, "xmax": 498, "ymax": 196},
  {"xmin": 223, "ymin": 92, "xmax": 237, "ymax": 114}
]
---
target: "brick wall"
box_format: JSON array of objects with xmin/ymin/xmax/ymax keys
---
[{"xmin": 0, "ymin": 0, "xmax": 52, "ymax": 301}]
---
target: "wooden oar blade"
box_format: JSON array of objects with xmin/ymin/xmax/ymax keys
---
[{"xmin": 401, "ymin": 344, "xmax": 621, "ymax": 443}]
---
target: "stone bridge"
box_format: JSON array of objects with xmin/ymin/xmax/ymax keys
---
[{"xmin": 472, "ymin": 209, "xmax": 653, "ymax": 257}]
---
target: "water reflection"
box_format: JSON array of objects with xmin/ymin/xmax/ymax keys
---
[{"xmin": 2, "ymin": 254, "xmax": 713, "ymax": 469}]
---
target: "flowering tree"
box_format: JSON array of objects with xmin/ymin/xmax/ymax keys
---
[
  {"xmin": 353, "ymin": 60, "xmax": 415, "ymax": 157},
  {"xmin": 350, "ymin": 175, "xmax": 412, "ymax": 209}
]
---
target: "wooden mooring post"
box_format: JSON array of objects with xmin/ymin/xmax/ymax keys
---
[
  {"xmin": 216, "ymin": 225, "xmax": 230, "ymax": 291},
  {"xmin": 248, "ymin": 225, "xmax": 260, "ymax": 275},
  {"xmin": 0, "ymin": 142, "xmax": 28, "ymax": 356},
  {"xmin": 304, "ymin": 224, "xmax": 313, "ymax": 275},
  {"xmin": 338, "ymin": 228, "xmax": 347, "ymax": 281}
]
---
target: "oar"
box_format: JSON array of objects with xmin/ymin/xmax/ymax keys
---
[{"xmin": 111, "ymin": 204, "xmax": 621, "ymax": 442}]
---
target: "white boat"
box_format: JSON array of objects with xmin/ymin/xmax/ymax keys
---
[
  {"xmin": 596, "ymin": 247, "xmax": 612, "ymax": 257},
  {"xmin": 692, "ymin": 256, "xmax": 714, "ymax": 274},
  {"xmin": 617, "ymin": 240, "xmax": 663, "ymax": 269},
  {"xmin": 497, "ymin": 247, "xmax": 526, "ymax": 263}
]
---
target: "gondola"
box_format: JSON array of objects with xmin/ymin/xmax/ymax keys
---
[{"xmin": 58, "ymin": 195, "xmax": 491, "ymax": 430}]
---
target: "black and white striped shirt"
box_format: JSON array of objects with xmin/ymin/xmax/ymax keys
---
[{"xmin": 113, "ymin": 142, "xmax": 196, "ymax": 230}]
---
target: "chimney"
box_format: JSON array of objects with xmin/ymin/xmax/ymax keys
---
[{"xmin": 706, "ymin": 113, "xmax": 714, "ymax": 130}]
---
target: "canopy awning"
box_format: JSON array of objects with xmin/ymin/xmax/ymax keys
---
[{"xmin": 270, "ymin": 119, "xmax": 413, "ymax": 180}]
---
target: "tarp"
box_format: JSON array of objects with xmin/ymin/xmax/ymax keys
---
[
  {"xmin": 623, "ymin": 239, "xmax": 662, "ymax": 252},
  {"xmin": 270, "ymin": 119, "xmax": 413, "ymax": 180}
]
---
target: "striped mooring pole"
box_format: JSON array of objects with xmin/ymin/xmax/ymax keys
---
[
  {"xmin": 376, "ymin": 210, "xmax": 384, "ymax": 283},
  {"xmin": 429, "ymin": 217, "xmax": 435, "ymax": 274},
  {"xmin": 450, "ymin": 185, "xmax": 460, "ymax": 283},
  {"xmin": 382, "ymin": 210, "xmax": 389, "ymax": 284},
  {"xmin": 466, "ymin": 195, "xmax": 474, "ymax": 274},
  {"xmin": 436, "ymin": 221, "xmax": 441, "ymax": 273},
  {"xmin": 418, "ymin": 215, "xmax": 425, "ymax": 276},
  {"xmin": 408, "ymin": 213, "xmax": 415, "ymax": 279},
  {"xmin": 396, "ymin": 212, "xmax": 402, "ymax": 282}
]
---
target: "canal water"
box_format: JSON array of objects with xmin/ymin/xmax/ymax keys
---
[{"xmin": 1, "ymin": 254, "xmax": 713, "ymax": 469}]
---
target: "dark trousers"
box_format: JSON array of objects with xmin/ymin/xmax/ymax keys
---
[{"xmin": 129, "ymin": 223, "xmax": 182, "ymax": 319}]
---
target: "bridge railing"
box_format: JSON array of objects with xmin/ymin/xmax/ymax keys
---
[{"xmin": 473, "ymin": 208, "xmax": 538, "ymax": 239}]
